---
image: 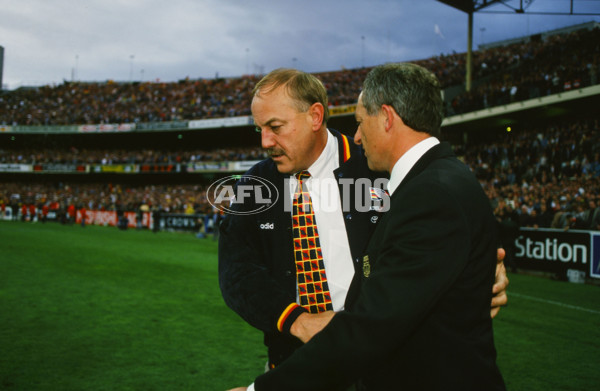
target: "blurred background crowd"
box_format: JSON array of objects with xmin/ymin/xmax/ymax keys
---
[
  {"xmin": 1, "ymin": 25, "xmax": 599, "ymax": 233},
  {"xmin": 1, "ymin": 27, "xmax": 598, "ymax": 126}
]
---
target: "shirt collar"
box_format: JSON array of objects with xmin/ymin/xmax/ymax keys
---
[
  {"xmin": 388, "ymin": 137, "xmax": 440, "ymax": 195},
  {"xmin": 302, "ymin": 130, "xmax": 339, "ymax": 179}
]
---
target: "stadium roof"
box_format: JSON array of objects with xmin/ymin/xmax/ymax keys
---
[
  {"xmin": 437, "ymin": 0, "xmax": 600, "ymax": 15},
  {"xmin": 437, "ymin": 0, "xmax": 502, "ymax": 14}
]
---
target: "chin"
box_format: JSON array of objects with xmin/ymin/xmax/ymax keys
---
[
  {"xmin": 366, "ymin": 160, "xmax": 383, "ymax": 172},
  {"xmin": 272, "ymin": 155, "xmax": 299, "ymax": 174},
  {"xmin": 274, "ymin": 162, "xmax": 294, "ymax": 175}
]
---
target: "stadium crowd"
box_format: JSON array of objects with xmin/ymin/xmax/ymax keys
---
[
  {"xmin": 2, "ymin": 118, "xmax": 599, "ymax": 231},
  {"xmin": 0, "ymin": 181, "xmax": 210, "ymax": 222},
  {"xmin": 1, "ymin": 25, "xmax": 598, "ymax": 126},
  {"xmin": 449, "ymin": 27, "xmax": 600, "ymax": 115},
  {"xmin": 0, "ymin": 146, "xmax": 266, "ymax": 165},
  {"xmin": 464, "ymin": 118, "xmax": 600, "ymax": 232},
  {"xmin": 1, "ymin": 24, "xmax": 599, "ymax": 232}
]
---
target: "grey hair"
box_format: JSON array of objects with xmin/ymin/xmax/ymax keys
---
[{"xmin": 361, "ymin": 63, "xmax": 443, "ymax": 137}]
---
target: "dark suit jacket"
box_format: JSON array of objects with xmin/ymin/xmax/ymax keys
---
[
  {"xmin": 218, "ymin": 129, "xmax": 386, "ymax": 367},
  {"xmin": 254, "ymin": 142, "xmax": 505, "ymax": 390}
]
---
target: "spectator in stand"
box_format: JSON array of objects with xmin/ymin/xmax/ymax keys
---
[
  {"xmin": 495, "ymin": 201, "xmax": 520, "ymax": 272},
  {"xmin": 41, "ymin": 203, "xmax": 49, "ymax": 223},
  {"xmin": 28, "ymin": 204, "xmax": 36, "ymax": 223},
  {"xmin": 80, "ymin": 205, "xmax": 87, "ymax": 227},
  {"xmin": 590, "ymin": 200, "xmax": 600, "ymax": 230},
  {"xmin": 21, "ymin": 204, "xmax": 27, "ymax": 222},
  {"xmin": 67, "ymin": 203, "xmax": 76, "ymax": 224},
  {"xmin": 537, "ymin": 203, "xmax": 555, "ymax": 228}
]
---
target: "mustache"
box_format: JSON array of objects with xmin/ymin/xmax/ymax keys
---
[{"xmin": 267, "ymin": 148, "xmax": 286, "ymax": 158}]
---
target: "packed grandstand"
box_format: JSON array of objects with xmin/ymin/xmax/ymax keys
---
[{"xmin": 0, "ymin": 22, "xmax": 599, "ymax": 234}]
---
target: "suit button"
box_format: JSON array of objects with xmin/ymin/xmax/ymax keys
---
[
  {"xmin": 345, "ymin": 214, "xmax": 352, "ymax": 220},
  {"xmin": 284, "ymin": 270, "xmax": 293, "ymax": 277}
]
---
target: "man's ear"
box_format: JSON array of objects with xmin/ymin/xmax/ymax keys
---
[
  {"xmin": 309, "ymin": 102, "xmax": 325, "ymax": 131},
  {"xmin": 381, "ymin": 104, "xmax": 397, "ymax": 132}
]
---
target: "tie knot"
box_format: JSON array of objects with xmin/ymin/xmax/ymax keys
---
[{"xmin": 296, "ymin": 170, "xmax": 311, "ymax": 181}]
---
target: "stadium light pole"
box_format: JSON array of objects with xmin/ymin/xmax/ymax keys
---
[
  {"xmin": 129, "ymin": 55, "xmax": 135, "ymax": 82},
  {"xmin": 361, "ymin": 35, "xmax": 365, "ymax": 68},
  {"xmin": 466, "ymin": 12, "xmax": 473, "ymax": 92},
  {"xmin": 245, "ymin": 48, "xmax": 249, "ymax": 75}
]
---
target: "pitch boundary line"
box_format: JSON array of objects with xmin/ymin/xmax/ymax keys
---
[{"xmin": 511, "ymin": 292, "xmax": 600, "ymax": 315}]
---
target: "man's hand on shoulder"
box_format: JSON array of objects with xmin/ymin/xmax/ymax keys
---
[{"xmin": 491, "ymin": 248, "xmax": 509, "ymax": 318}]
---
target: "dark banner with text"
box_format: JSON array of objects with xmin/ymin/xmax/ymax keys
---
[{"xmin": 514, "ymin": 228, "xmax": 600, "ymax": 280}]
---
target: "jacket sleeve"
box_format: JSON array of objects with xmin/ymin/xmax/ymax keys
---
[
  {"xmin": 218, "ymin": 177, "xmax": 307, "ymax": 335},
  {"xmin": 253, "ymin": 175, "xmax": 497, "ymax": 390}
]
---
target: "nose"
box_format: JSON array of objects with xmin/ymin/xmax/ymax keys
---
[
  {"xmin": 261, "ymin": 128, "xmax": 276, "ymax": 149},
  {"xmin": 354, "ymin": 126, "xmax": 362, "ymax": 145}
]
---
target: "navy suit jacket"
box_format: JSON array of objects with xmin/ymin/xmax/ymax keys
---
[{"xmin": 254, "ymin": 142, "xmax": 505, "ymax": 390}]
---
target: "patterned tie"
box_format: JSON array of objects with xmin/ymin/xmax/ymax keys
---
[{"xmin": 292, "ymin": 171, "xmax": 333, "ymax": 313}]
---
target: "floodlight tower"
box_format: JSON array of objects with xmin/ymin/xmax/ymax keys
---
[
  {"xmin": 436, "ymin": 0, "xmax": 600, "ymax": 92},
  {"xmin": 436, "ymin": 1, "xmax": 504, "ymax": 91},
  {"xmin": 0, "ymin": 46, "xmax": 4, "ymax": 90}
]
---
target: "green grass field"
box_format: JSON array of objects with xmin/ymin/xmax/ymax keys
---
[{"xmin": 1, "ymin": 221, "xmax": 599, "ymax": 390}]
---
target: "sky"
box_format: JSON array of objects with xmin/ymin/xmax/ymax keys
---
[{"xmin": 1, "ymin": 0, "xmax": 599, "ymax": 89}]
